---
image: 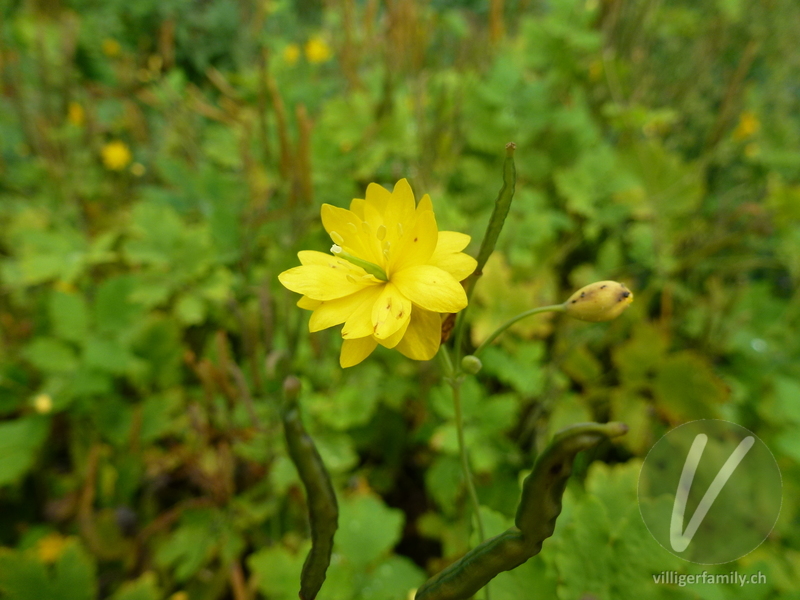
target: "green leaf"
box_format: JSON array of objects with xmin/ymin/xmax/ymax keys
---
[
  {"xmin": 154, "ymin": 509, "xmax": 217, "ymax": 582},
  {"xmin": 109, "ymin": 572, "xmax": 162, "ymax": 600},
  {"xmin": 0, "ymin": 417, "xmax": 49, "ymax": 486},
  {"xmin": 653, "ymin": 351, "xmax": 728, "ymax": 421},
  {"xmin": 22, "ymin": 338, "xmax": 79, "ymax": 374},
  {"xmin": 94, "ymin": 275, "xmax": 144, "ymax": 335},
  {"xmin": 248, "ymin": 543, "xmax": 308, "ymax": 600},
  {"xmin": 359, "ymin": 556, "xmax": 426, "ymax": 600},
  {"xmin": 0, "ymin": 539, "xmax": 97, "ymax": 600},
  {"xmin": 553, "ymin": 495, "xmax": 613, "ymax": 600},
  {"xmin": 48, "ymin": 292, "xmax": 89, "ymax": 344},
  {"xmin": 336, "ymin": 495, "xmax": 404, "ymax": 569}
]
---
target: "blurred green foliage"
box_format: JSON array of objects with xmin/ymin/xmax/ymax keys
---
[{"xmin": 1, "ymin": 0, "xmax": 800, "ymax": 598}]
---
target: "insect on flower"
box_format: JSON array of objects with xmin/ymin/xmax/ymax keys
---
[{"xmin": 279, "ymin": 179, "xmax": 477, "ymax": 367}]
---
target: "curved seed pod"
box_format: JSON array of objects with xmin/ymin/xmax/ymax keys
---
[
  {"xmin": 515, "ymin": 422, "xmax": 628, "ymax": 541},
  {"xmin": 415, "ymin": 529, "xmax": 530, "ymax": 600},
  {"xmin": 281, "ymin": 376, "xmax": 338, "ymax": 600},
  {"xmin": 474, "ymin": 143, "xmax": 517, "ymax": 277},
  {"xmin": 416, "ymin": 422, "xmax": 627, "ymax": 600}
]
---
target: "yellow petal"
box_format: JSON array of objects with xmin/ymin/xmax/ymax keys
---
[
  {"xmin": 433, "ymin": 231, "xmax": 471, "ymax": 254},
  {"xmin": 298, "ymin": 250, "xmax": 338, "ymax": 266},
  {"xmin": 320, "ymin": 204, "xmax": 382, "ymax": 265},
  {"xmin": 340, "ymin": 336, "xmax": 378, "ymax": 368},
  {"xmin": 309, "ymin": 286, "xmax": 381, "ymax": 332},
  {"xmin": 376, "ymin": 313, "xmax": 411, "ymax": 349},
  {"xmin": 365, "ymin": 182, "xmax": 391, "ymax": 214},
  {"xmin": 429, "ymin": 252, "xmax": 477, "ymax": 282},
  {"xmin": 341, "ymin": 285, "xmax": 385, "ymax": 339},
  {"xmin": 391, "ymin": 265, "xmax": 468, "ymax": 313},
  {"xmin": 298, "ymin": 296, "xmax": 321, "ymax": 310},
  {"xmin": 417, "ymin": 193, "xmax": 433, "ymax": 213},
  {"xmin": 350, "ymin": 198, "xmax": 366, "ymax": 218},
  {"xmin": 371, "ymin": 283, "xmax": 412, "ymax": 340},
  {"xmin": 389, "ymin": 210, "xmax": 438, "ymax": 274},
  {"xmin": 384, "ymin": 179, "xmax": 416, "ymax": 234},
  {"xmin": 395, "ymin": 307, "xmax": 441, "ymax": 360},
  {"xmin": 278, "ymin": 265, "xmax": 374, "ymax": 301}
]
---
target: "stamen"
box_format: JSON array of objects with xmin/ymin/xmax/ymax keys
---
[
  {"xmin": 361, "ymin": 221, "xmax": 371, "ymax": 235},
  {"xmin": 376, "ymin": 224, "xmax": 387, "ymax": 241},
  {"xmin": 382, "ymin": 240, "xmax": 391, "ymax": 252},
  {"xmin": 330, "ymin": 231, "xmax": 344, "ymax": 245},
  {"xmin": 383, "ymin": 249, "xmax": 390, "ymax": 260},
  {"xmin": 397, "ymin": 223, "xmax": 404, "ymax": 237},
  {"xmin": 346, "ymin": 275, "xmax": 357, "ymax": 284},
  {"xmin": 331, "ymin": 244, "xmax": 343, "ymax": 255},
  {"xmin": 347, "ymin": 222, "xmax": 358, "ymax": 233}
]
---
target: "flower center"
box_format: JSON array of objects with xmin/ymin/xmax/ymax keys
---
[{"xmin": 331, "ymin": 244, "xmax": 388, "ymax": 281}]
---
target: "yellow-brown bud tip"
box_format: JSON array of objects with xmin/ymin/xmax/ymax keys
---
[{"xmin": 562, "ymin": 281, "xmax": 633, "ymax": 322}]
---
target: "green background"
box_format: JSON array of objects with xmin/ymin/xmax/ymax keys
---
[{"xmin": 1, "ymin": 0, "xmax": 799, "ymax": 598}]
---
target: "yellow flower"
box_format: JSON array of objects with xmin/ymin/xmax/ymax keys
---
[
  {"xmin": 101, "ymin": 140, "xmax": 132, "ymax": 171},
  {"xmin": 733, "ymin": 111, "xmax": 760, "ymax": 141},
  {"xmin": 33, "ymin": 393, "xmax": 53, "ymax": 414},
  {"xmin": 283, "ymin": 43, "xmax": 301, "ymax": 66},
  {"xmin": 279, "ymin": 180, "xmax": 477, "ymax": 367},
  {"xmin": 67, "ymin": 102, "xmax": 85, "ymax": 126},
  {"xmin": 305, "ymin": 37, "xmax": 332, "ymax": 64}
]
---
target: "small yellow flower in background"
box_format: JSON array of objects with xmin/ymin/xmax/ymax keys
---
[
  {"xmin": 101, "ymin": 140, "xmax": 132, "ymax": 171},
  {"xmin": 169, "ymin": 593, "xmax": 189, "ymax": 600},
  {"xmin": 36, "ymin": 533, "xmax": 68, "ymax": 563},
  {"xmin": 279, "ymin": 180, "xmax": 477, "ymax": 367},
  {"xmin": 33, "ymin": 393, "xmax": 53, "ymax": 414},
  {"xmin": 67, "ymin": 102, "xmax": 85, "ymax": 126},
  {"xmin": 283, "ymin": 43, "xmax": 301, "ymax": 66},
  {"xmin": 733, "ymin": 111, "xmax": 760, "ymax": 141},
  {"xmin": 130, "ymin": 162, "xmax": 146, "ymax": 177},
  {"xmin": 102, "ymin": 38, "xmax": 121, "ymax": 58},
  {"xmin": 305, "ymin": 36, "xmax": 332, "ymax": 64},
  {"xmin": 563, "ymin": 280, "xmax": 633, "ymax": 322}
]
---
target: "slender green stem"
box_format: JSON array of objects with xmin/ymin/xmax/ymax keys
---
[
  {"xmin": 473, "ymin": 304, "xmax": 566, "ymax": 358},
  {"xmin": 449, "ymin": 379, "xmax": 489, "ymax": 600},
  {"xmin": 438, "ymin": 343, "xmax": 455, "ymax": 379}
]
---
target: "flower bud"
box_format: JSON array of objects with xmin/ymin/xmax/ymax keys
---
[
  {"xmin": 461, "ymin": 355, "xmax": 483, "ymax": 375},
  {"xmin": 563, "ymin": 281, "xmax": 633, "ymax": 322}
]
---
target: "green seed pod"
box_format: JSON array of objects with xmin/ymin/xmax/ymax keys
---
[
  {"xmin": 415, "ymin": 422, "xmax": 627, "ymax": 600},
  {"xmin": 461, "ymin": 355, "xmax": 482, "ymax": 375},
  {"xmin": 515, "ymin": 422, "xmax": 628, "ymax": 538},
  {"xmin": 415, "ymin": 529, "xmax": 530, "ymax": 600},
  {"xmin": 281, "ymin": 377, "xmax": 338, "ymax": 600},
  {"xmin": 563, "ymin": 281, "xmax": 633, "ymax": 322},
  {"xmin": 474, "ymin": 143, "xmax": 516, "ymax": 277}
]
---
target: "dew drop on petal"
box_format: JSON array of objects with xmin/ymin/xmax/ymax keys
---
[
  {"xmin": 347, "ymin": 222, "xmax": 358, "ymax": 233},
  {"xmin": 330, "ymin": 231, "xmax": 345, "ymax": 245},
  {"xmin": 362, "ymin": 221, "xmax": 372, "ymax": 235},
  {"xmin": 397, "ymin": 223, "xmax": 404, "ymax": 237},
  {"xmin": 376, "ymin": 224, "xmax": 387, "ymax": 241},
  {"xmin": 346, "ymin": 275, "xmax": 357, "ymax": 284}
]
